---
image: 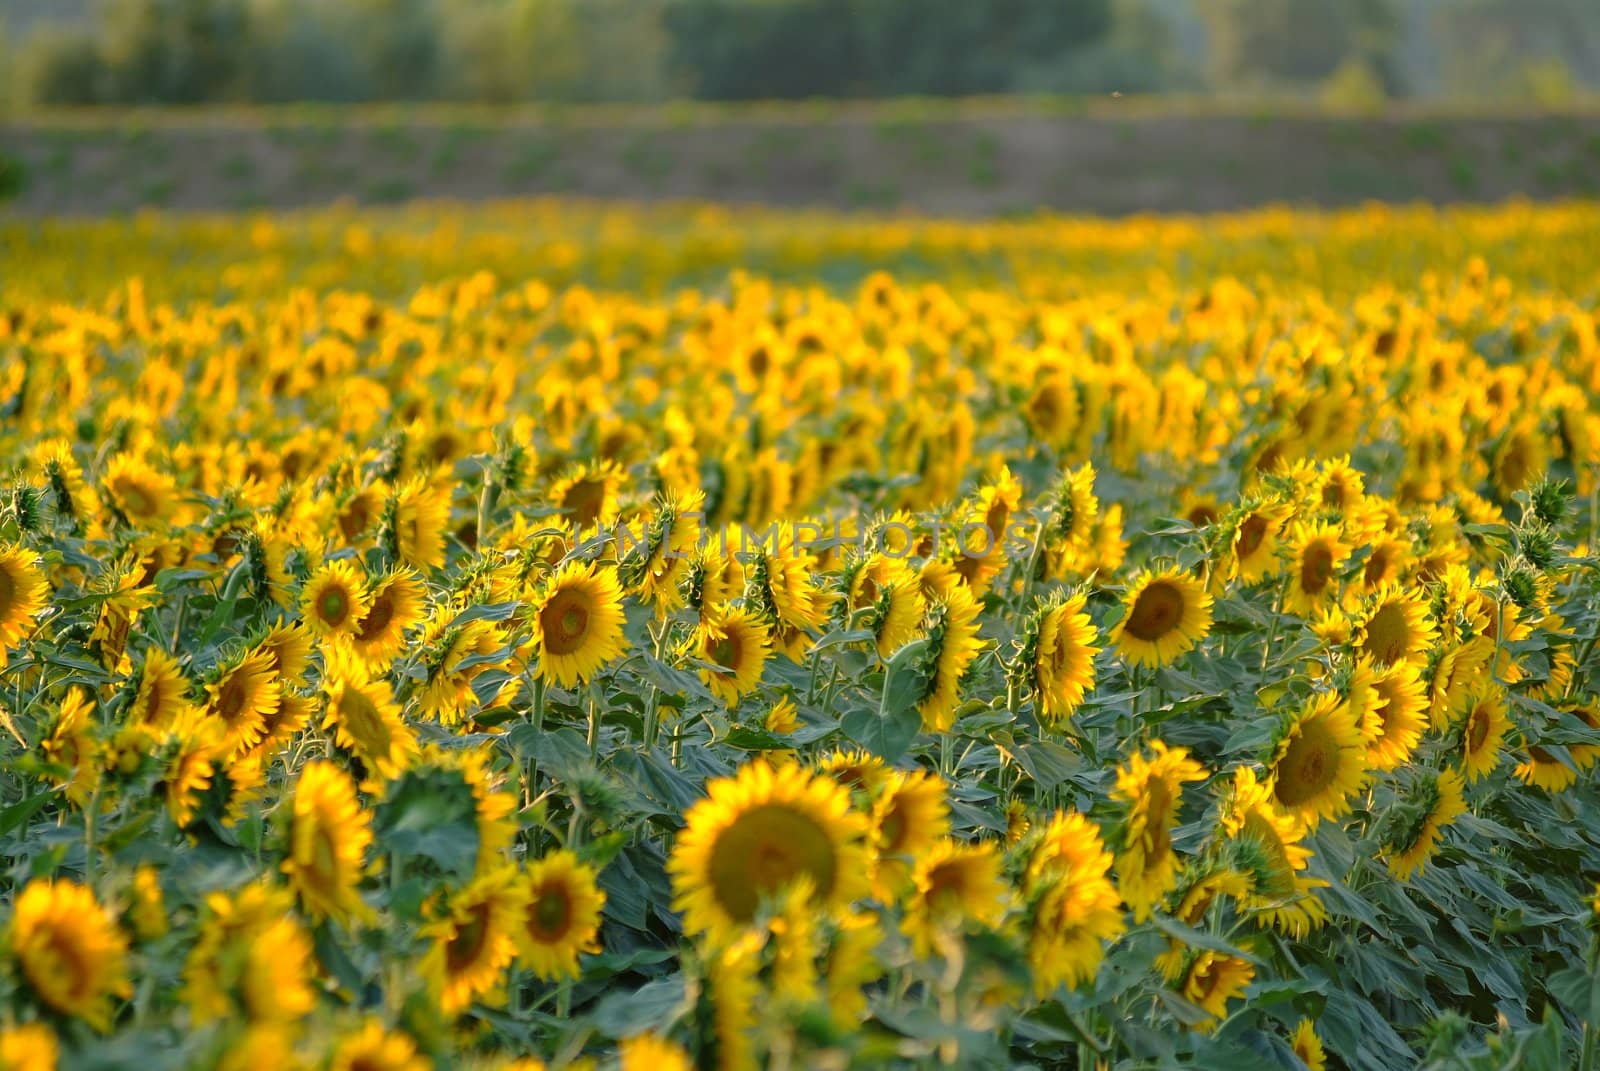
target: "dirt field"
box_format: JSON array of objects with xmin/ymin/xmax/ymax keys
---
[{"xmin": 4, "ymin": 105, "xmax": 1600, "ymax": 215}]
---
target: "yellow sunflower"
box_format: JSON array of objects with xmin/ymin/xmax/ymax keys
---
[
  {"xmin": 205, "ymin": 647, "xmax": 282, "ymax": 758},
  {"xmin": 0, "ymin": 543, "xmax": 49, "ymax": 651},
  {"xmin": 351, "ymin": 567, "xmax": 425, "ymax": 667},
  {"xmin": 1456, "ymin": 687, "xmax": 1510, "ymax": 782},
  {"xmin": 1112, "ymin": 740, "xmax": 1209, "ymax": 921},
  {"xmin": 421, "ymin": 868, "xmax": 524, "ymax": 1015},
  {"xmin": 916, "ymin": 585, "xmax": 986, "ymax": 732},
  {"xmin": 845, "ymin": 554, "xmax": 925, "ymax": 660},
  {"xmin": 1355, "ymin": 584, "xmax": 1436, "ymax": 669},
  {"xmin": 515, "ymin": 850, "xmax": 607, "ymax": 981},
  {"xmin": 1268, "ymin": 692, "xmax": 1368, "ymax": 829},
  {"xmin": 328, "ymin": 1020, "xmax": 430, "ymax": 1071},
  {"xmin": 1364, "ymin": 662, "xmax": 1428, "ymax": 771},
  {"xmin": 253, "ymin": 620, "xmax": 314, "ymax": 682},
  {"xmin": 869, "ymin": 769, "xmax": 950, "ymax": 899},
  {"xmin": 706, "ymin": 930, "xmax": 763, "ymax": 1071},
  {"xmin": 901, "ymin": 840, "xmax": 1011, "ymax": 958},
  {"xmin": 620, "ymin": 1034, "xmax": 693, "ymax": 1071},
  {"xmin": 1284, "ymin": 522, "xmax": 1349, "ymax": 618},
  {"xmin": 321, "ymin": 657, "xmax": 419, "ymax": 783},
  {"xmin": 688, "ymin": 604, "xmax": 772, "ymax": 706},
  {"xmin": 300, "ymin": 558, "xmax": 370, "ymax": 641},
  {"xmin": 126, "ymin": 646, "xmax": 192, "ymax": 728},
  {"xmin": 1024, "ymin": 811, "xmax": 1125, "ymax": 994},
  {"xmin": 39, "ymin": 687, "xmax": 100, "ymax": 807},
  {"xmin": 530, "ymin": 560, "xmax": 627, "ymax": 688},
  {"xmin": 0, "ymin": 1023, "xmax": 58, "ymax": 1071},
  {"xmin": 669, "ymin": 759, "xmax": 869, "ymax": 946},
  {"xmin": 1221, "ymin": 767, "xmax": 1328, "ymax": 938},
  {"xmin": 182, "ymin": 883, "xmax": 315, "ymax": 1026},
  {"xmin": 1111, "ymin": 568, "xmax": 1213, "ymax": 669},
  {"xmin": 101, "ymin": 453, "xmax": 177, "ymax": 528},
  {"xmin": 393, "ymin": 477, "xmax": 451, "ymax": 572},
  {"xmin": 1226, "ymin": 502, "xmax": 1289, "ymax": 584},
  {"xmin": 1180, "ymin": 951, "xmax": 1254, "ymax": 1032},
  {"xmin": 281, "ymin": 761, "xmax": 374, "ymax": 924},
  {"xmin": 1032, "ymin": 593, "xmax": 1099, "ymax": 724},
  {"xmin": 1385, "ymin": 767, "xmax": 1466, "ymax": 880},
  {"xmin": 1290, "ymin": 1018, "xmax": 1328, "ymax": 1071},
  {"xmin": 7, "ymin": 880, "xmax": 131, "ymax": 1031}
]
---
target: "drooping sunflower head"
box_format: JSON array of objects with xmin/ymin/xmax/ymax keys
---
[
  {"xmin": 280, "ymin": 761, "xmax": 374, "ymax": 924},
  {"xmin": 1111, "ymin": 567, "xmax": 1213, "ymax": 669},
  {"xmin": 320, "ymin": 656, "xmax": 418, "ymax": 784},
  {"xmin": 1179, "ymin": 950, "xmax": 1254, "ymax": 1031},
  {"xmin": 1268, "ymin": 691, "xmax": 1368, "ymax": 829},
  {"xmin": 251, "ymin": 620, "xmax": 314, "ymax": 682},
  {"xmin": 915, "ymin": 585, "xmax": 986, "ymax": 732},
  {"xmin": 1023, "ymin": 811, "xmax": 1124, "ymax": 995},
  {"xmin": 531, "ymin": 560, "xmax": 627, "ymax": 688},
  {"xmin": 869, "ymin": 769, "xmax": 950, "ymax": 899},
  {"xmin": 688, "ymin": 602, "xmax": 772, "ymax": 707},
  {"xmin": 1356, "ymin": 583, "xmax": 1437, "ymax": 669},
  {"xmin": 1364, "ymin": 662, "xmax": 1428, "ymax": 771},
  {"xmin": 901, "ymin": 839, "xmax": 1011, "ymax": 958},
  {"xmin": 1031, "ymin": 591, "xmax": 1100, "ymax": 724},
  {"xmin": 328, "ymin": 1019, "xmax": 430, "ymax": 1071},
  {"xmin": 1383, "ymin": 766, "xmax": 1466, "ymax": 881},
  {"xmin": 1290, "ymin": 1018, "xmax": 1328, "ymax": 1071},
  {"xmin": 6, "ymin": 879, "xmax": 131, "ymax": 1031},
  {"xmin": 669, "ymin": 759, "xmax": 869, "ymax": 946},
  {"xmin": 1110, "ymin": 740, "xmax": 1209, "ymax": 921},
  {"xmin": 351, "ymin": 567, "xmax": 426, "ymax": 667},
  {"xmin": 0, "ymin": 542, "xmax": 49, "ymax": 651},
  {"xmin": 1455, "ymin": 686, "xmax": 1510, "ymax": 782},
  {"xmin": 516, "ymin": 850, "xmax": 607, "ymax": 981},
  {"xmin": 300, "ymin": 557, "xmax": 370, "ymax": 640},
  {"xmin": 421, "ymin": 867, "xmax": 524, "ymax": 1015}
]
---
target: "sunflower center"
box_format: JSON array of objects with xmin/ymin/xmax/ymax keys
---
[
  {"xmin": 0, "ymin": 566, "xmax": 15, "ymax": 613},
  {"xmin": 541, "ymin": 590, "xmax": 592, "ymax": 657},
  {"xmin": 1363, "ymin": 603, "xmax": 1411, "ymax": 667},
  {"xmin": 1300, "ymin": 544, "xmax": 1334, "ymax": 595},
  {"xmin": 706, "ymin": 803, "xmax": 837, "ymax": 922},
  {"xmin": 878, "ymin": 806, "xmax": 907, "ymax": 853},
  {"xmin": 216, "ymin": 673, "xmax": 249, "ymax": 722},
  {"xmin": 708, "ymin": 632, "xmax": 741, "ymax": 669},
  {"xmin": 1273, "ymin": 720, "xmax": 1340, "ymax": 807},
  {"xmin": 446, "ymin": 902, "xmax": 493, "ymax": 973},
  {"xmin": 310, "ymin": 826, "xmax": 342, "ymax": 891},
  {"xmin": 924, "ymin": 861, "xmax": 970, "ymax": 913},
  {"xmin": 1466, "ymin": 706, "xmax": 1490, "ymax": 753},
  {"xmin": 319, "ymin": 588, "xmax": 351, "ymax": 628},
  {"xmin": 1144, "ymin": 779, "xmax": 1174, "ymax": 859},
  {"xmin": 338, "ymin": 689, "xmax": 393, "ymax": 754},
  {"xmin": 35, "ymin": 927, "xmax": 94, "ymax": 1002},
  {"xmin": 562, "ymin": 478, "xmax": 607, "ymax": 530},
  {"xmin": 1124, "ymin": 581, "xmax": 1184, "ymax": 642},
  {"xmin": 114, "ymin": 477, "xmax": 155, "ymax": 519},
  {"xmin": 1364, "ymin": 547, "xmax": 1392, "ymax": 588},
  {"xmin": 339, "ymin": 497, "xmax": 373, "ymax": 541},
  {"xmin": 1528, "ymin": 745, "xmax": 1558, "ymax": 764},
  {"xmin": 356, "ymin": 590, "xmax": 396, "ymax": 642},
  {"xmin": 1235, "ymin": 514, "xmax": 1269, "ymax": 558},
  {"xmin": 529, "ymin": 884, "xmax": 573, "ymax": 941}
]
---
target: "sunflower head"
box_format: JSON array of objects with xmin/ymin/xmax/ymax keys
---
[
  {"xmin": 1268, "ymin": 692, "xmax": 1368, "ymax": 829},
  {"xmin": 531, "ymin": 560, "xmax": 627, "ymax": 688},
  {"xmin": 7, "ymin": 879, "xmax": 131, "ymax": 1031},
  {"xmin": 516, "ymin": 850, "xmax": 606, "ymax": 981},
  {"xmin": 1111, "ymin": 567, "xmax": 1213, "ymax": 668}
]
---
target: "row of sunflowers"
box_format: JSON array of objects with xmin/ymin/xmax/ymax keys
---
[{"xmin": 0, "ymin": 201, "xmax": 1599, "ymax": 1070}]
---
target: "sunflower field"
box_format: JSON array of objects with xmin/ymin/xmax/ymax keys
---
[{"xmin": 1, "ymin": 199, "xmax": 1600, "ymax": 1071}]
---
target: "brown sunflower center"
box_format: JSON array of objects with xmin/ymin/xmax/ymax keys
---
[
  {"xmin": 1124, "ymin": 581, "xmax": 1185, "ymax": 642},
  {"xmin": 35, "ymin": 926, "xmax": 94, "ymax": 1002},
  {"xmin": 540, "ymin": 589, "xmax": 592, "ymax": 657},
  {"xmin": 1364, "ymin": 547, "xmax": 1392, "ymax": 588},
  {"xmin": 1362, "ymin": 603, "xmax": 1411, "ymax": 667},
  {"xmin": 446, "ymin": 901, "xmax": 493, "ymax": 973},
  {"xmin": 708, "ymin": 632, "xmax": 742, "ymax": 670},
  {"xmin": 356, "ymin": 589, "xmax": 397, "ymax": 642},
  {"xmin": 1299, "ymin": 544, "xmax": 1334, "ymax": 595},
  {"xmin": 114, "ymin": 476, "xmax": 155, "ymax": 519},
  {"xmin": 310, "ymin": 825, "xmax": 342, "ymax": 890},
  {"xmin": 0, "ymin": 565, "xmax": 17, "ymax": 614},
  {"xmin": 1466, "ymin": 706, "xmax": 1491, "ymax": 753},
  {"xmin": 528, "ymin": 884, "xmax": 573, "ymax": 942},
  {"xmin": 878, "ymin": 805, "xmax": 907, "ymax": 853},
  {"xmin": 1235, "ymin": 514, "xmax": 1269, "ymax": 558},
  {"xmin": 706, "ymin": 803, "xmax": 837, "ymax": 922},
  {"xmin": 1273, "ymin": 719, "xmax": 1340, "ymax": 807},
  {"xmin": 562, "ymin": 478, "xmax": 607, "ymax": 530},
  {"xmin": 338, "ymin": 688, "xmax": 393, "ymax": 755},
  {"xmin": 216, "ymin": 672, "xmax": 250, "ymax": 722}
]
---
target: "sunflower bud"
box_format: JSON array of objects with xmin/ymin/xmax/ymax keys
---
[
  {"xmin": 1514, "ymin": 523, "xmax": 1558, "ymax": 570},
  {"xmin": 1526, "ymin": 476, "xmax": 1572, "ymax": 528}
]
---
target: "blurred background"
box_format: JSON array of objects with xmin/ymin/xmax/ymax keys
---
[
  {"xmin": 1, "ymin": 0, "xmax": 1598, "ymax": 107},
  {"xmin": 1, "ymin": 0, "xmax": 1598, "ymax": 214}
]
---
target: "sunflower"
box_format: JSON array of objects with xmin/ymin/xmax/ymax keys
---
[
  {"xmin": 0, "ymin": 543, "xmax": 49, "ymax": 651},
  {"xmin": 1032, "ymin": 592, "xmax": 1099, "ymax": 724},
  {"xmin": 549, "ymin": 460, "xmax": 624, "ymax": 533},
  {"xmin": 1048, "ymin": 461, "xmax": 1100, "ymax": 554},
  {"xmin": 1268, "ymin": 692, "xmax": 1368, "ymax": 829},
  {"xmin": 160, "ymin": 712, "xmax": 221, "ymax": 828},
  {"xmin": 1111, "ymin": 568, "xmax": 1213, "ymax": 669},
  {"xmin": 706, "ymin": 930, "xmax": 763, "ymax": 1071},
  {"xmin": 901, "ymin": 840, "xmax": 1010, "ymax": 958},
  {"xmin": 1221, "ymin": 767, "xmax": 1328, "ymax": 938},
  {"xmin": 328, "ymin": 1021, "xmax": 431, "ymax": 1071},
  {"xmin": 281, "ymin": 761, "xmax": 374, "ymax": 924},
  {"xmin": 625, "ymin": 488, "xmax": 704, "ymax": 614},
  {"xmin": 300, "ymin": 558, "xmax": 369, "ymax": 641},
  {"xmin": 1111, "ymin": 741, "xmax": 1208, "ymax": 921},
  {"xmin": 670, "ymin": 760, "xmax": 869, "ymax": 946},
  {"xmin": 869, "ymin": 769, "xmax": 950, "ymax": 899},
  {"xmin": 7, "ymin": 880, "xmax": 131, "ymax": 1030},
  {"xmin": 916, "ymin": 585, "xmax": 986, "ymax": 732},
  {"xmin": 1179, "ymin": 951, "xmax": 1254, "ymax": 1031},
  {"xmin": 321, "ymin": 658, "xmax": 418, "ymax": 783},
  {"xmin": 1284, "ymin": 522, "xmax": 1349, "ymax": 618},
  {"xmin": 101, "ymin": 453, "xmax": 177, "ymax": 528},
  {"xmin": 1024, "ymin": 811, "xmax": 1125, "ymax": 994},
  {"xmin": 205, "ymin": 647, "xmax": 282, "ymax": 758},
  {"xmin": 351, "ymin": 567, "xmax": 425, "ymax": 667},
  {"xmin": 253, "ymin": 620, "xmax": 314, "ymax": 681},
  {"xmin": 1364, "ymin": 662, "xmax": 1428, "ymax": 771},
  {"xmin": 688, "ymin": 604, "xmax": 772, "ymax": 706},
  {"xmin": 530, "ymin": 560, "xmax": 626, "ymax": 688},
  {"xmin": 620, "ymin": 1034, "xmax": 693, "ymax": 1071},
  {"xmin": 1386, "ymin": 767, "xmax": 1467, "ymax": 882},
  {"xmin": 1355, "ymin": 584, "xmax": 1436, "ymax": 669},
  {"xmin": 422, "ymin": 868, "xmax": 524, "ymax": 1015},
  {"xmin": 39, "ymin": 687, "xmax": 101, "ymax": 807},
  {"xmin": 814, "ymin": 748, "xmax": 891, "ymax": 796},
  {"xmin": 393, "ymin": 478, "xmax": 451, "ymax": 572},
  {"xmin": 127, "ymin": 865, "xmax": 167, "ymax": 941},
  {"xmin": 0, "ymin": 1023, "xmax": 58, "ymax": 1071},
  {"xmin": 844, "ymin": 554, "xmax": 925, "ymax": 660},
  {"xmin": 1291, "ymin": 1019, "xmax": 1328, "ymax": 1071},
  {"xmin": 825, "ymin": 909, "xmax": 885, "ymax": 1031},
  {"xmin": 1456, "ymin": 687, "xmax": 1510, "ymax": 782},
  {"xmin": 516, "ymin": 851, "xmax": 607, "ymax": 981},
  {"xmin": 1226, "ymin": 502, "xmax": 1289, "ymax": 584},
  {"xmin": 182, "ymin": 883, "xmax": 315, "ymax": 1026}
]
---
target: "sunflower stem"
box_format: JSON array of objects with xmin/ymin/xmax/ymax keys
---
[
  {"xmin": 1017, "ymin": 515, "xmax": 1048, "ymax": 614},
  {"xmin": 586, "ymin": 688, "xmax": 602, "ymax": 758}
]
